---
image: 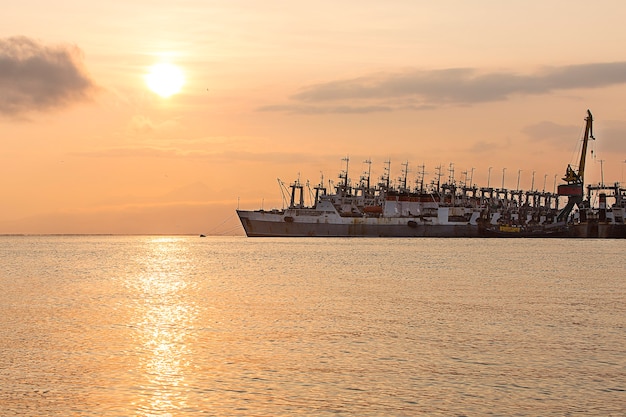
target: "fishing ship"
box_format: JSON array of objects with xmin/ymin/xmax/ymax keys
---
[{"xmin": 237, "ymin": 110, "xmax": 626, "ymax": 238}]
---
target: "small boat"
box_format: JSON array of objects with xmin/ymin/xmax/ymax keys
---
[{"xmin": 478, "ymin": 222, "xmax": 570, "ymax": 238}]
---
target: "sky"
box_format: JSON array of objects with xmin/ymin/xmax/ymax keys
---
[{"xmin": 2, "ymin": 0, "xmax": 626, "ymax": 235}]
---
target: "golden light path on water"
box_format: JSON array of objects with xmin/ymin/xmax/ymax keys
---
[
  {"xmin": 1, "ymin": 236, "xmax": 624, "ymax": 416},
  {"xmin": 131, "ymin": 237, "xmax": 198, "ymax": 416}
]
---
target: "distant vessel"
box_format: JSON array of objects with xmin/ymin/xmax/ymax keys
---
[{"xmin": 237, "ymin": 110, "xmax": 625, "ymax": 238}]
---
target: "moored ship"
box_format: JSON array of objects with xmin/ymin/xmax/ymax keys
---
[
  {"xmin": 238, "ymin": 160, "xmax": 485, "ymax": 237},
  {"xmin": 237, "ymin": 110, "xmax": 626, "ymax": 238}
]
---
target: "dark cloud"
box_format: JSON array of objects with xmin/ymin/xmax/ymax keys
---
[
  {"xmin": 263, "ymin": 62, "xmax": 626, "ymax": 114},
  {"xmin": 0, "ymin": 36, "xmax": 97, "ymax": 117}
]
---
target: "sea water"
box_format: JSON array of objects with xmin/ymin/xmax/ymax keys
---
[{"xmin": 1, "ymin": 235, "xmax": 624, "ymax": 416}]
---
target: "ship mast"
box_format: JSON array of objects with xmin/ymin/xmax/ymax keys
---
[
  {"xmin": 361, "ymin": 159, "xmax": 372, "ymax": 190},
  {"xmin": 340, "ymin": 156, "xmax": 350, "ymax": 190},
  {"xmin": 289, "ymin": 176, "xmax": 304, "ymax": 208},
  {"xmin": 400, "ymin": 161, "xmax": 409, "ymax": 191},
  {"xmin": 434, "ymin": 165, "xmax": 443, "ymax": 193},
  {"xmin": 417, "ymin": 164, "xmax": 426, "ymax": 193},
  {"xmin": 313, "ymin": 172, "xmax": 326, "ymax": 207},
  {"xmin": 380, "ymin": 160, "xmax": 391, "ymax": 190}
]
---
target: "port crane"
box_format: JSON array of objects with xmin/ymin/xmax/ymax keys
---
[{"xmin": 557, "ymin": 109, "xmax": 594, "ymax": 221}]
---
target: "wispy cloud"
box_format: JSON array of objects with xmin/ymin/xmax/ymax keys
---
[
  {"xmin": 521, "ymin": 121, "xmax": 580, "ymax": 145},
  {"xmin": 0, "ymin": 36, "xmax": 97, "ymax": 117},
  {"xmin": 261, "ymin": 62, "xmax": 626, "ymax": 114},
  {"xmin": 72, "ymin": 147, "xmax": 331, "ymax": 165},
  {"xmin": 521, "ymin": 118, "xmax": 626, "ymax": 156},
  {"xmin": 598, "ymin": 121, "xmax": 626, "ymax": 153},
  {"xmin": 72, "ymin": 147, "xmax": 186, "ymax": 159},
  {"xmin": 259, "ymin": 104, "xmax": 394, "ymax": 114}
]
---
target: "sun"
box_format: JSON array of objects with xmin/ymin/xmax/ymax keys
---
[{"xmin": 145, "ymin": 63, "xmax": 185, "ymax": 98}]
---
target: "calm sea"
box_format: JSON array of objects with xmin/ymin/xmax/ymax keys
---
[{"xmin": 1, "ymin": 235, "xmax": 624, "ymax": 416}]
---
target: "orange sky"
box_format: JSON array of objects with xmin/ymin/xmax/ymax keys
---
[{"xmin": 2, "ymin": 1, "xmax": 626, "ymax": 234}]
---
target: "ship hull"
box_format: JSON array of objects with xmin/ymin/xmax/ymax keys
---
[
  {"xmin": 237, "ymin": 210, "xmax": 479, "ymax": 237},
  {"xmin": 237, "ymin": 211, "xmax": 626, "ymax": 238},
  {"xmin": 569, "ymin": 222, "xmax": 626, "ymax": 239}
]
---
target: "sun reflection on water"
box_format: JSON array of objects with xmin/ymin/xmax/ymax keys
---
[{"xmin": 131, "ymin": 237, "xmax": 198, "ymax": 416}]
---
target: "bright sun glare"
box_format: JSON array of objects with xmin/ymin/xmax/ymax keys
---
[{"xmin": 145, "ymin": 63, "xmax": 185, "ymax": 98}]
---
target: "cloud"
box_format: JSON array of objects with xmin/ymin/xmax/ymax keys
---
[
  {"xmin": 521, "ymin": 121, "xmax": 580, "ymax": 145},
  {"xmin": 0, "ymin": 36, "xmax": 97, "ymax": 117},
  {"xmin": 259, "ymin": 104, "xmax": 394, "ymax": 114},
  {"xmin": 72, "ymin": 147, "xmax": 190, "ymax": 159},
  {"xmin": 130, "ymin": 115, "xmax": 157, "ymax": 133},
  {"xmin": 71, "ymin": 147, "xmax": 330, "ymax": 165},
  {"xmin": 262, "ymin": 62, "xmax": 626, "ymax": 114},
  {"xmin": 258, "ymin": 102, "xmax": 436, "ymax": 114},
  {"xmin": 467, "ymin": 138, "xmax": 512, "ymax": 154},
  {"xmin": 597, "ymin": 121, "xmax": 626, "ymax": 153},
  {"xmin": 128, "ymin": 114, "xmax": 181, "ymax": 134},
  {"xmin": 522, "ymin": 117, "xmax": 626, "ymax": 154}
]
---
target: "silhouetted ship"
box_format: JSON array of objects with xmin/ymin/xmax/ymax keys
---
[{"xmin": 237, "ymin": 110, "xmax": 625, "ymax": 238}]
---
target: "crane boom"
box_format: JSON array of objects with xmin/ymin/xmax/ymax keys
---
[
  {"xmin": 577, "ymin": 109, "xmax": 594, "ymax": 185},
  {"xmin": 559, "ymin": 110, "xmax": 595, "ymax": 188}
]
